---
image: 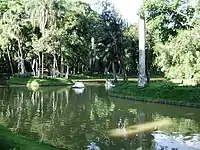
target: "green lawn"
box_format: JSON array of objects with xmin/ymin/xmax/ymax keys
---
[
  {"xmin": 111, "ymin": 81, "xmax": 200, "ymax": 106},
  {"xmin": 0, "ymin": 125, "xmax": 62, "ymax": 150},
  {"xmin": 69, "ymin": 73, "xmax": 113, "ymax": 79}
]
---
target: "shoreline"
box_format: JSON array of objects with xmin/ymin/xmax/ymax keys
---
[
  {"xmin": 110, "ymin": 82, "xmax": 200, "ymax": 108},
  {"xmin": 5, "ymin": 77, "xmax": 164, "ymax": 86},
  {"xmin": 6, "ymin": 77, "xmax": 73, "ymax": 87},
  {"xmin": 108, "ymin": 91, "xmax": 200, "ymax": 108}
]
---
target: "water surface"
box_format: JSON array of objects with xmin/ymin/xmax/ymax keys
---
[{"xmin": 0, "ymin": 83, "xmax": 200, "ymax": 150}]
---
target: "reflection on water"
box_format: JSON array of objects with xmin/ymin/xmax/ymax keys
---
[
  {"xmin": 152, "ymin": 131, "xmax": 200, "ymax": 150},
  {"xmin": 72, "ymin": 88, "xmax": 85, "ymax": 95},
  {"xmin": 0, "ymin": 84, "xmax": 200, "ymax": 150}
]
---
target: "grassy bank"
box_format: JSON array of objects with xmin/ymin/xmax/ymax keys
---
[
  {"xmin": 110, "ymin": 81, "xmax": 200, "ymax": 108},
  {"xmin": 69, "ymin": 74, "xmax": 163, "ymax": 80},
  {"xmin": 7, "ymin": 77, "xmax": 73, "ymax": 87},
  {"xmin": 69, "ymin": 74, "xmax": 113, "ymax": 79},
  {"xmin": 7, "ymin": 76, "xmax": 164, "ymax": 86},
  {"xmin": 0, "ymin": 125, "xmax": 61, "ymax": 150}
]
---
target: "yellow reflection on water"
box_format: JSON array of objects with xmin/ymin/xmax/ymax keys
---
[{"xmin": 107, "ymin": 119, "xmax": 173, "ymax": 137}]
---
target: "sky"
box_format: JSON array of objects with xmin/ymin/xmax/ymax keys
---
[
  {"xmin": 81, "ymin": 0, "xmax": 198, "ymax": 23},
  {"xmin": 108, "ymin": 0, "xmax": 141, "ymax": 23},
  {"xmin": 82, "ymin": 0, "xmax": 141, "ymax": 23}
]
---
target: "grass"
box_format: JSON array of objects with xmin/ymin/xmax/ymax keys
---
[
  {"xmin": 69, "ymin": 74, "xmax": 164, "ymax": 83},
  {"xmin": 0, "ymin": 125, "xmax": 62, "ymax": 150},
  {"xmin": 111, "ymin": 81, "xmax": 200, "ymax": 106},
  {"xmin": 69, "ymin": 73, "xmax": 113, "ymax": 79},
  {"xmin": 7, "ymin": 77, "xmax": 73, "ymax": 86},
  {"xmin": 7, "ymin": 75, "xmax": 164, "ymax": 86},
  {"xmin": 69, "ymin": 73, "xmax": 164, "ymax": 79}
]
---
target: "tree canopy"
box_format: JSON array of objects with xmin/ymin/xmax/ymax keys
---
[
  {"xmin": 0, "ymin": 0, "xmax": 199, "ymax": 83},
  {"xmin": 143, "ymin": 0, "xmax": 200, "ymax": 82}
]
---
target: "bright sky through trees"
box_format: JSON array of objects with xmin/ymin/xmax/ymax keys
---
[
  {"xmin": 82, "ymin": 0, "xmax": 141, "ymax": 23},
  {"xmin": 108, "ymin": 0, "xmax": 141, "ymax": 23}
]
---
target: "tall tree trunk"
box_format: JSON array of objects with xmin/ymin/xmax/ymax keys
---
[
  {"xmin": 40, "ymin": 8, "xmax": 47, "ymax": 78},
  {"xmin": 112, "ymin": 62, "xmax": 117, "ymax": 83},
  {"xmin": 31, "ymin": 59, "xmax": 36, "ymax": 76},
  {"xmin": 38, "ymin": 53, "xmax": 41, "ymax": 77},
  {"xmin": 6, "ymin": 46, "xmax": 14, "ymax": 76},
  {"xmin": 40, "ymin": 92, "xmax": 44, "ymax": 118},
  {"xmin": 36, "ymin": 60, "xmax": 38, "ymax": 77},
  {"xmin": 120, "ymin": 59, "xmax": 128, "ymax": 82},
  {"xmin": 90, "ymin": 37, "xmax": 95, "ymax": 74},
  {"xmin": 53, "ymin": 53, "xmax": 56, "ymax": 77},
  {"xmin": 55, "ymin": 55, "xmax": 59, "ymax": 76},
  {"xmin": 41, "ymin": 52, "xmax": 44, "ymax": 78},
  {"xmin": 60, "ymin": 52, "xmax": 64, "ymax": 77},
  {"xmin": 17, "ymin": 38, "xmax": 25, "ymax": 74},
  {"xmin": 138, "ymin": 15, "xmax": 147, "ymax": 87},
  {"xmin": 65, "ymin": 65, "xmax": 69, "ymax": 79}
]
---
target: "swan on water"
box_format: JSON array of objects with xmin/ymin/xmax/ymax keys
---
[
  {"xmin": 72, "ymin": 82, "xmax": 85, "ymax": 88},
  {"xmin": 105, "ymin": 79, "xmax": 115, "ymax": 90}
]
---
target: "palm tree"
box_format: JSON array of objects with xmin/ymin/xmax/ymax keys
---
[
  {"xmin": 25, "ymin": 0, "xmax": 69, "ymax": 78},
  {"xmin": 24, "ymin": 0, "xmax": 52, "ymax": 77}
]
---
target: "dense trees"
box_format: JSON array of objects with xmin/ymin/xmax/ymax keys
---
[
  {"xmin": 143, "ymin": 0, "xmax": 200, "ymax": 82},
  {"xmin": 0, "ymin": 0, "xmax": 199, "ymax": 83},
  {"xmin": 0, "ymin": 0, "xmax": 133, "ymax": 81}
]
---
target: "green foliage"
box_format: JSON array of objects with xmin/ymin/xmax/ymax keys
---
[
  {"xmin": 143, "ymin": 0, "xmax": 195, "ymax": 43},
  {"xmin": 1, "ymin": 0, "xmax": 199, "ymax": 81},
  {"xmin": 154, "ymin": 25, "xmax": 200, "ymax": 81},
  {"xmin": 141, "ymin": 0, "xmax": 200, "ymax": 80},
  {"xmin": 0, "ymin": 0, "xmax": 156, "ymax": 79},
  {"xmin": 123, "ymin": 24, "xmax": 139, "ymax": 73}
]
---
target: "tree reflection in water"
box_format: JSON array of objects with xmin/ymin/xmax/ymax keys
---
[{"xmin": 0, "ymin": 85, "xmax": 200, "ymax": 149}]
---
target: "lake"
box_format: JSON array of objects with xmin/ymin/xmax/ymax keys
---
[{"xmin": 0, "ymin": 83, "xmax": 200, "ymax": 150}]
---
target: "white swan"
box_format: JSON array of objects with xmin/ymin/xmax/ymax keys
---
[
  {"xmin": 72, "ymin": 88, "xmax": 84, "ymax": 94},
  {"xmin": 72, "ymin": 82, "xmax": 85, "ymax": 88},
  {"xmin": 105, "ymin": 80, "xmax": 115, "ymax": 90}
]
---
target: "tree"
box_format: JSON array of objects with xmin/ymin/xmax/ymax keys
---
[
  {"xmin": 1, "ymin": 0, "xmax": 32, "ymax": 74},
  {"xmin": 138, "ymin": 1, "xmax": 148, "ymax": 87},
  {"xmin": 154, "ymin": 25, "xmax": 200, "ymax": 81},
  {"xmin": 95, "ymin": 0, "xmax": 128, "ymax": 82},
  {"xmin": 122, "ymin": 24, "xmax": 139, "ymax": 75},
  {"xmin": 143, "ymin": 0, "xmax": 195, "ymax": 43},
  {"xmin": 143, "ymin": 0, "xmax": 200, "ymax": 82}
]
